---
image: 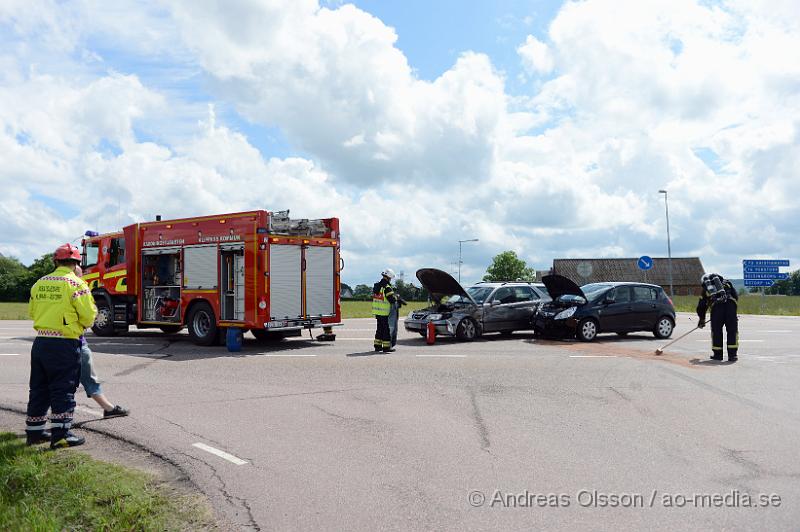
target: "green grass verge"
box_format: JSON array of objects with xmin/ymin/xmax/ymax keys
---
[
  {"xmin": 0, "ymin": 303, "xmax": 28, "ymax": 320},
  {"xmin": 671, "ymin": 295, "xmax": 800, "ymax": 316},
  {"xmin": 341, "ymin": 300, "xmax": 427, "ymax": 318},
  {"xmin": 0, "ymin": 432, "xmax": 212, "ymax": 531}
]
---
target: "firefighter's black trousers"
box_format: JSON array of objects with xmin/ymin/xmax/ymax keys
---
[
  {"xmin": 26, "ymin": 337, "xmax": 81, "ymax": 437},
  {"xmin": 710, "ymin": 300, "xmax": 738, "ymax": 358},
  {"xmin": 374, "ymin": 315, "xmax": 391, "ymax": 351}
]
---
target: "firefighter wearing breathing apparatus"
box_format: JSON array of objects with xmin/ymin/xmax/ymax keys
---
[
  {"xmin": 696, "ymin": 273, "xmax": 739, "ymax": 362},
  {"xmin": 373, "ymin": 268, "xmax": 397, "ymax": 352}
]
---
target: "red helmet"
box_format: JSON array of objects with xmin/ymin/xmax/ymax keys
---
[{"xmin": 54, "ymin": 243, "xmax": 81, "ymax": 261}]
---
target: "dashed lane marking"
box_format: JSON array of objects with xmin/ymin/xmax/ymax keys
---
[
  {"xmin": 259, "ymin": 353, "xmax": 317, "ymax": 357},
  {"xmin": 0, "ymin": 353, "xmax": 21, "ymax": 356},
  {"xmin": 192, "ymin": 442, "xmax": 248, "ymax": 465},
  {"xmin": 89, "ymin": 342, "xmax": 161, "ymax": 346},
  {"xmin": 694, "ymin": 339, "xmax": 764, "ymax": 343}
]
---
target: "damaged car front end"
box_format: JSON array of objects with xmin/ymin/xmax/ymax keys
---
[
  {"xmin": 403, "ymin": 268, "xmax": 488, "ymax": 341},
  {"xmin": 532, "ymin": 275, "xmax": 590, "ymax": 339}
]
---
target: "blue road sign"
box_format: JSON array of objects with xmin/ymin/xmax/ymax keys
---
[
  {"xmin": 742, "ymin": 259, "xmax": 790, "ymax": 267},
  {"xmin": 743, "ymin": 273, "xmax": 789, "ymax": 280},
  {"xmin": 743, "ymin": 266, "xmax": 779, "ymax": 274},
  {"xmin": 744, "ymin": 279, "xmax": 774, "ymax": 287},
  {"xmin": 637, "ymin": 256, "xmax": 653, "ymax": 271}
]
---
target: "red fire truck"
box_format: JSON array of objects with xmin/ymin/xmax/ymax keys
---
[{"xmin": 80, "ymin": 210, "xmax": 342, "ymax": 345}]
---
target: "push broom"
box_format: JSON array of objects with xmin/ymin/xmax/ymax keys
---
[{"xmin": 655, "ymin": 325, "xmax": 701, "ymax": 355}]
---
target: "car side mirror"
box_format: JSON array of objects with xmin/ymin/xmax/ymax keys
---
[{"xmin": 490, "ymin": 300, "xmax": 500, "ymax": 306}]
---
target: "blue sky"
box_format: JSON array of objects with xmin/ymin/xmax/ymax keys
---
[{"xmin": 350, "ymin": 0, "xmax": 560, "ymax": 82}]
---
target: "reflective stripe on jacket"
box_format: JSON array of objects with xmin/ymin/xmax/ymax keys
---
[
  {"xmin": 29, "ymin": 266, "xmax": 98, "ymax": 339},
  {"xmin": 372, "ymin": 284, "xmax": 393, "ymax": 316}
]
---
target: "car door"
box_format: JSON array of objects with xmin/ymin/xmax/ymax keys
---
[
  {"xmin": 598, "ymin": 286, "xmax": 634, "ymax": 332},
  {"xmin": 483, "ymin": 287, "xmax": 515, "ymax": 332},
  {"xmin": 631, "ymin": 286, "xmax": 660, "ymax": 329},
  {"xmin": 510, "ymin": 286, "xmax": 540, "ymax": 329}
]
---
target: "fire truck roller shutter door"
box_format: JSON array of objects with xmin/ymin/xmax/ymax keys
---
[
  {"xmin": 183, "ymin": 245, "xmax": 218, "ymax": 289},
  {"xmin": 306, "ymin": 246, "xmax": 334, "ymax": 317},
  {"xmin": 270, "ymin": 244, "xmax": 302, "ymax": 319}
]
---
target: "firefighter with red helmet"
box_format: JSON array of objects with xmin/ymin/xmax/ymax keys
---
[
  {"xmin": 25, "ymin": 243, "xmax": 97, "ymax": 448},
  {"xmin": 373, "ymin": 269, "xmax": 397, "ymax": 352},
  {"xmin": 696, "ymin": 273, "xmax": 739, "ymax": 362}
]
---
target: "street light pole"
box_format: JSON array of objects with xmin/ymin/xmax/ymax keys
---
[
  {"xmin": 658, "ymin": 190, "xmax": 674, "ymax": 297},
  {"xmin": 458, "ymin": 238, "xmax": 479, "ymax": 284}
]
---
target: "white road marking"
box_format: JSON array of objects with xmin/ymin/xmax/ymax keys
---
[
  {"xmin": 259, "ymin": 353, "xmax": 317, "ymax": 357},
  {"xmin": 192, "ymin": 442, "xmax": 248, "ymax": 465},
  {"xmin": 695, "ymin": 339, "xmax": 764, "ymax": 343},
  {"xmin": 89, "ymin": 342, "xmax": 159, "ymax": 346},
  {"xmin": 569, "ymin": 355, "xmax": 618, "ymax": 358},
  {"xmin": 763, "ymin": 330, "xmax": 791, "ymax": 333},
  {"xmin": 0, "ymin": 353, "xmax": 21, "ymax": 356},
  {"xmin": 415, "ymin": 354, "xmax": 467, "ymax": 358}
]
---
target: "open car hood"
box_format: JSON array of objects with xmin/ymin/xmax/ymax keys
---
[
  {"xmin": 542, "ymin": 274, "xmax": 586, "ymax": 300},
  {"xmin": 416, "ymin": 268, "xmax": 477, "ymax": 304}
]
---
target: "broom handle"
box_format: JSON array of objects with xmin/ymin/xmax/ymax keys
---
[{"xmin": 658, "ymin": 325, "xmax": 700, "ymax": 350}]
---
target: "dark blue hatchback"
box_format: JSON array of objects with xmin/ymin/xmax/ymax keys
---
[{"xmin": 533, "ymin": 275, "xmax": 676, "ymax": 342}]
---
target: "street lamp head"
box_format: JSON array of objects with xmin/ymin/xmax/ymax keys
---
[
  {"xmin": 460, "ymin": 238, "xmax": 479, "ymax": 243},
  {"xmin": 658, "ymin": 190, "xmax": 667, "ymax": 194}
]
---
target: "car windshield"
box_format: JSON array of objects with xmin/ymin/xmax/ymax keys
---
[
  {"xmin": 447, "ymin": 286, "xmax": 492, "ymax": 305},
  {"xmin": 581, "ymin": 283, "xmax": 613, "ymax": 302}
]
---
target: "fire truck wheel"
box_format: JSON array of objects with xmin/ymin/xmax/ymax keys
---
[
  {"xmin": 187, "ymin": 302, "xmax": 218, "ymax": 346},
  {"xmin": 91, "ymin": 301, "xmax": 116, "ymax": 337}
]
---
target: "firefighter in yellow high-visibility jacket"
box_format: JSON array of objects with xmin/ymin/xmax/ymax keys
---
[{"xmin": 26, "ymin": 243, "xmax": 97, "ymax": 448}]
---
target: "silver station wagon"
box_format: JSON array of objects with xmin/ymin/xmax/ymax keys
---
[{"xmin": 404, "ymin": 268, "xmax": 551, "ymax": 341}]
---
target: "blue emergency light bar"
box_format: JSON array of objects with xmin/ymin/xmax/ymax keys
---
[{"xmin": 84, "ymin": 230, "xmax": 100, "ymax": 237}]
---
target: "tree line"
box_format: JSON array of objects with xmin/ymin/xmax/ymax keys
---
[
  {"xmin": 0, "ymin": 254, "xmax": 55, "ymax": 302},
  {"xmin": 764, "ymin": 269, "xmax": 800, "ymax": 296},
  {"xmin": 342, "ymin": 250, "xmax": 536, "ymax": 300}
]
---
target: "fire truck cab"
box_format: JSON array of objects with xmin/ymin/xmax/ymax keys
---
[{"xmin": 81, "ymin": 210, "xmax": 342, "ymax": 346}]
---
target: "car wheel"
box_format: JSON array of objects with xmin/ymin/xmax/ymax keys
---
[
  {"xmin": 576, "ymin": 319, "xmax": 598, "ymax": 342},
  {"xmin": 91, "ymin": 300, "xmax": 116, "ymax": 337},
  {"xmin": 187, "ymin": 302, "xmax": 218, "ymax": 346},
  {"xmin": 419, "ymin": 331, "xmax": 427, "ymax": 337},
  {"xmin": 653, "ymin": 316, "xmax": 674, "ymax": 339},
  {"xmin": 456, "ymin": 318, "xmax": 478, "ymax": 342}
]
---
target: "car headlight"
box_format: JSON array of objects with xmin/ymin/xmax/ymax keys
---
[
  {"xmin": 428, "ymin": 314, "xmax": 442, "ymax": 321},
  {"xmin": 554, "ymin": 307, "xmax": 577, "ymax": 320}
]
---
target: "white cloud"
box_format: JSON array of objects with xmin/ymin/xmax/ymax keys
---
[{"xmin": 517, "ymin": 35, "xmax": 554, "ymax": 74}]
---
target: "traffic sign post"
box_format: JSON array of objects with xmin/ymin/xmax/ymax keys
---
[
  {"xmin": 743, "ymin": 279, "xmax": 775, "ymax": 287},
  {"xmin": 742, "ymin": 259, "xmax": 790, "ymax": 313},
  {"xmin": 637, "ymin": 256, "xmax": 653, "ymax": 283}
]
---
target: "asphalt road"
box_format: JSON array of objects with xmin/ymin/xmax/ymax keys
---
[{"xmin": 1, "ymin": 313, "xmax": 799, "ymax": 531}]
